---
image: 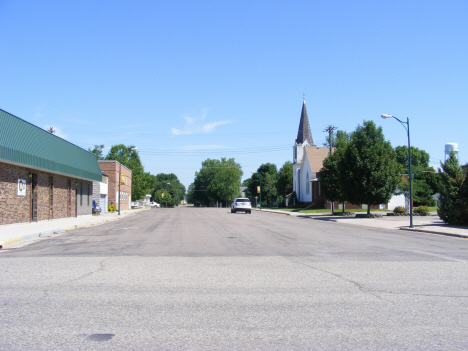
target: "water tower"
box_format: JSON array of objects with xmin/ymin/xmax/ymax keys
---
[{"xmin": 445, "ymin": 143, "xmax": 459, "ymax": 160}]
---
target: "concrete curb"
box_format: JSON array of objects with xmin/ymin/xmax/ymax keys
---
[
  {"xmin": 0, "ymin": 228, "xmax": 67, "ymax": 248},
  {"xmin": 0, "ymin": 209, "xmax": 146, "ymax": 248},
  {"xmin": 399, "ymin": 227, "xmax": 468, "ymax": 239},
  {"xmin": 257, "ymin": 208, "xmax": 468, "ymax": 239}
]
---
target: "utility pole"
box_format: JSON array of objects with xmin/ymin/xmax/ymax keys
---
[{"xmin": 323, "ymin": 125, "xmax": 337, "ymax": 214}]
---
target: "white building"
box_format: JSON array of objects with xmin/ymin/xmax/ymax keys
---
[{"xmin": 292, "ymin": 98, "xmax": 330, "ymax": 206}]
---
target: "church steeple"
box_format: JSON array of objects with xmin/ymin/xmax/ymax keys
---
[{"xmin": 295, "ymin": 98, "xmax": 314, "ymax": 146}]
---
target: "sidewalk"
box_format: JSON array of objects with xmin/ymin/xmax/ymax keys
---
[
  {"xmin": 257, "ymin": 209, "xmax": 468, "ymax": 238},
  {"xmin": 0, "ymin": 208, "xmax": 147, "ymax": 248}
]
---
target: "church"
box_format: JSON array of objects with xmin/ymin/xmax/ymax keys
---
[
  {"xmin": 291, "ymin": 99, "xmax": 394, "ymax": 210},
  {"xmin": 292, "ymin": 98, "xmax": 330, "ymax": 208}
]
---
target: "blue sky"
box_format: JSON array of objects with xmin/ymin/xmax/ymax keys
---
[{"xmin": 1, "ymin": 1, "xmax": 467, "ymax": 189}]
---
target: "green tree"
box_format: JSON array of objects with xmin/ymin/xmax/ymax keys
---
[
  {"xmin": 105, "ymin": 144, "xmax": 148, "ymax": 201},
  {"xmin": 248, "ymin": 163, "xmax": 278, "ymax": 207},
  {"xmin": 150, "ymin": 173, "xmax": 186, "ymax": 206},
  {"xmin": 209, "ymin": 167, "xmax": 243, "ymax": 205},
  {"xmin": 322, "ymin": 130, "xmax": 350, "ymax": 148},
  {"xmin": 276, "ymin": 161, "xmax": 293, "ymax": 197},
  {"xmin": 395, "ymin": 145, "xmax": 439, "ymax": 202},
  {"xmin": 340, "ymin": 121, "xmax": 401, "ymax": 215},
  {"xmin": 399, "ymin": 179, "xmax": 436, "ymax": 207},
  {"xmin": 395, "ymin": 145, "xmax": 429, "ymax": 170},
  {"xmin": 320, "ymin": 146, "xmax": 347, "ymax": 213},
  {"xmin": 154, "ymin": 189, "xmax": 173, "ymax": 208},
  {"xmin": 437, "ymin": 152, "xmax": 468, "ymax": 225},
  {"xmin": 320, "ymin": 130, "xmax": 350, "ymax": 213},
  {"xmin": 88, "ymin": 144, "xmax": 105, "ymax": 160},
  {"xmin": 262, "ymin": 172, "xmax": 278, "ymax": 206},
  {"xmin": 191, "ymin": 158, "xmax": 242, "ymax": 207}
]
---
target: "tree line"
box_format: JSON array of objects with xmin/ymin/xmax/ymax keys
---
[
  {"xmin": 89, "ymin": 144, "xmax": 186, "ymax": 207},
  {"xmin": 320, "ymin": 120, "xmax": 467, "ymax": 224},
  {"xmin": 90, "ymin": 125, "xmax": 467, "ymax": 224}
]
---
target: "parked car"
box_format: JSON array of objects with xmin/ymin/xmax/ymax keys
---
[
  {"xmin": 231, "ymin": 198, "xmax": 252, "ymax": 214},
  {"xmin": 92, "ymin": 200, "xmax": 101, "ymax": 214},
  {"xmin": 150, "ymin": 202, "xmax": 160, "ymax": 208}
]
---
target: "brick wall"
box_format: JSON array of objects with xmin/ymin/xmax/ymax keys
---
[
  {"xmin": 98, "ymin": 161, "xmax": 132, "ymax": 210},
  {"xmin": 0, "ymin": 163, "xmax": 31, "ymax": 224},
  {"xmin": 0, "ymin": 162, "xmax": 80, "ymax": 225}
]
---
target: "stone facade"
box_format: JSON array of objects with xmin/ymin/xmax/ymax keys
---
[
  {"xmin": 98, "ymin": 161, "xmax": 132, "ymax": 210},
  {"xmin": 0, "ymin": 162, "xmax": 94, "ymax": 225}
]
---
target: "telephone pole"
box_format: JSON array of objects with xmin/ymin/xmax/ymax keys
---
[{"xmin": 323, "ymin": 125, "xmax": 338, "ymax": 214}]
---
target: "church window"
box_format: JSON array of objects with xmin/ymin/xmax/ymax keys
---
[{"xmin": 306, "ymin": 173, "xmax": 310, "ymax": 194}]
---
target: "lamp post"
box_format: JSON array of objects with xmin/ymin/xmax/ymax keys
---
[
  {"xmin": 118, "ymin": 147, "xmax": 138, "ymax": 215},
  {"xmin": 381, "ymin": 114, "xmax": 413, "ymax": 228},
  {"xmin": 251, "ymin": 172, "xmax": 261, "ymax": 210}
]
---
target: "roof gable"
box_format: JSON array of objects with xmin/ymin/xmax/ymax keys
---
[
  {"xmin": 0, "ymin": 109, "xmax": 102, "ymax": 181},
  {"xmin": 304, "ymin": 146, "xmax": 333, "ymax": 173}
]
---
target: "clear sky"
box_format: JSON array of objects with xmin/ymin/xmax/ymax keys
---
[{"xmin": 1, "ymin": 1, "xmax": 467, "ymax": 189}]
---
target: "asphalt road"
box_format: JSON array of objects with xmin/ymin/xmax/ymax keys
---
[{"xmin": 1, "ymin": 207, "xmax": 468, "ymax": 350}]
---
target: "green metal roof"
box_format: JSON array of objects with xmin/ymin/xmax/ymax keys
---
[{"xmin": 0, "ymin": 109, "xmax": 102, "ymax": 182}]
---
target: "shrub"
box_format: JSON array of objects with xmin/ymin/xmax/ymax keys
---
[
  {"xmin": 393, "ymin": 206, "xmax": 408, "ymax": 214},
  {"xmin": 108, "ymin": 204, "xmax": 117, "ymax": 212},
  {"xmin": 414, "ymin": 206, "xmax": 429, "ymax": 216},
  {"xmin": 287, "ymin": 191, "xmax": 299, "ymax": 207}
]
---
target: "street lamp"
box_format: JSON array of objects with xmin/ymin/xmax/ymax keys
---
[
  {"xmin": 251, "ymin": 172, "xmax": 261, "ymax": 210},
  {"xmin": 381, "ymin": 114, "xmax": 413, "ymax": 228},
  {"xmin": 118, "ymin": 147, "xmax": 138, "ymax": 215}
]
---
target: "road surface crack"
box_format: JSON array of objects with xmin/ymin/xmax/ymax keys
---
[
  {"xmin": 29, "ymin": 259, "xmax": 107, "ymax": 304},
  {"xmin": 70, "ymin": 259, "xmax": 106, "ymax": 282},
  {"xmin": 286, "ymin": 258, "xmax": 468, "ymax": 299},
  {"xmin": 286, "ymin": 258, "xmax": 390, "ymax": 302}
]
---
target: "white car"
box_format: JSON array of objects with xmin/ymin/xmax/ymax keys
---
[
  {"xmin": 150, "ymin": 202, "xmax": 160, "ymax": 208},
  {"xmin": 231, "ymin": 198, "xmax": 252, "ymax": 214}
]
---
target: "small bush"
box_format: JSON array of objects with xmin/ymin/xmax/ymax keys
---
[
  {"xmin": 393, "ymin": 206, "xmax": 408, "ymax": 214},
  {"xmin": 414, "ymin": 206, "xmax": 429, "ymax": 216},
  {"xmin": 108, "ymin": 204, "xmax": 117, "ymax": 212}
]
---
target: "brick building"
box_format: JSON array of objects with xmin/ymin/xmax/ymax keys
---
[
  {"xmin": 0, "ymin": 109, "xmax": 102, "ymax": 225},
  {"xmin": 98, "ymin": 161, "xmax": 132, "ymax": 211}
]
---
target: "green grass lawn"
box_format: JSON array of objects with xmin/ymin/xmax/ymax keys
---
[{"xmin": 261, "ymin": 206, "xmax": 438, "ymax": 214}]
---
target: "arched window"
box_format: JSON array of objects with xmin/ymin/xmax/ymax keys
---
[{"xmin": 306, "ymin": 172, "xmax": 310, "ymax": 194}]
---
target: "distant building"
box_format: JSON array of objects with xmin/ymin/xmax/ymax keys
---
[
  {"xmin": 292, "ymin": 99, "xmax": 335, "ymax": 208},
  {"xmin": 0, "ymin": 109, "xmax": 102, "ymax": 225},
  {"xmin": 98, "ymin": 161, "xmax": 132, "ymax": 210}
]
